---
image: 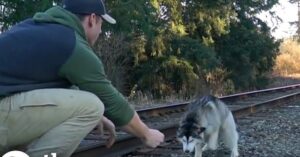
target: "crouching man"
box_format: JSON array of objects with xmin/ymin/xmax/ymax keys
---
[{"xmin": 0, "ymin": 0, "xmax": 164, "ymax": 156}]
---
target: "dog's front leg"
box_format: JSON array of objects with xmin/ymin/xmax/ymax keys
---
[
  {"xmin": 201, "ymin": 144, "xmax": 208, "ymax": 151},
  {"xmin": 207, "ymin": 130, "xmax": 219, "ymax": 150},
  {"xmin": 194, "ymin": 143, "xmax": 203, "ymax": 157}
]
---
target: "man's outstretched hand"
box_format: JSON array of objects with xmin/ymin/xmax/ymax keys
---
[{"xmin": 142, "ymin": 128, "xmax": 164, "ymax": 148}]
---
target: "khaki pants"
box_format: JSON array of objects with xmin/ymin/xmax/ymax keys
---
[{"xmin": 0, "ymin": 88, "xmax": 104, "ymax": 157}]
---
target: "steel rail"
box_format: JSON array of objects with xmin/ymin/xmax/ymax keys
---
[
  {"xmin": 71, "ymin": 84, "xmax": 300, "ymax": 157},
  {"xmin": 220, "ymin": 83, "xmax": 300, "ymax": 101},
  {"xmin": 137, "ymin": 83, "xmax": 300, "ymax": 118},
  {"xmin": 72, "ymin": 123, "xmax": 177, "ymax": 157}
]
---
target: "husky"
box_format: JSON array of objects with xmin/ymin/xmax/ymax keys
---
[{"xmin": 177, "ymin": 95, "xmax": 239, "ymax": 157}]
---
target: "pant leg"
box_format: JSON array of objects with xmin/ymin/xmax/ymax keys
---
[
  {"xmin": 0, "ymin": 88, "xmax": 104, "ymax": 157},
  {"xmin": 0, "ymin": 110, "xmax": 9, "ymax": 154},
  {"xmin": 0, "ymin": 95, "xmax": 12, "ymax": 154}
]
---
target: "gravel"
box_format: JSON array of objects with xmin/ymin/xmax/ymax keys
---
[{"xmin": 236, "ymin": 103, "xmax": 300, "ymax": 157}]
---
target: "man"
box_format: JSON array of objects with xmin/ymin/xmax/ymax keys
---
[{"xmin": 0, "ymin": 0, "xmax": 164, "ymax": 156}]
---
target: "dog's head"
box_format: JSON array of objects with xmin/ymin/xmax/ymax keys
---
[{"xmin": 177, "ymin": 112, "xmax": 206, "ymax": 153}]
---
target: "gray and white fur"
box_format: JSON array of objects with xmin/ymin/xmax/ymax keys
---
[{"xmin": 177, "ymin": 95, "xmax": 239, "ymax": 157}]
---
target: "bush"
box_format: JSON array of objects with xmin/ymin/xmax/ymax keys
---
[{"xmin": 274, "ymin": 39, "xmax": 300, "ymax": 75}]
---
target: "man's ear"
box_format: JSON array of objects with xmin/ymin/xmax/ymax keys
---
[
  {"xmin": 88, "ymin": 15, "xmax": 93, "ymax": 27},
  {"xmin": 87, "ymin": 13, "xmax": 97, "ymax": 27}
]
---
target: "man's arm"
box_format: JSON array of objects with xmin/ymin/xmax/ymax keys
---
[
  {"xmin": 59, "ymin": 42, "xmax": 164, "ymax": 147},
  {"xmin": 121, "ymin": 112, "xmax": 164, "ymax": 148}
]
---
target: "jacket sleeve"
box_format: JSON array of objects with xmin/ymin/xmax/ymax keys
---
[{"xmin": 58, "ymin": 38, "xmax": 134, "ymax": 126}]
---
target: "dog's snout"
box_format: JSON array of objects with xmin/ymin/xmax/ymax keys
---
[{"xmin": 184, "ymin": 150, "xmax": 190, "ymax": 153}]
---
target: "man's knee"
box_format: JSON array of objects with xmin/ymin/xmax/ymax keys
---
[{"xmin": 74, "ymin": 91, "xmax": 104, "ymax": 119}]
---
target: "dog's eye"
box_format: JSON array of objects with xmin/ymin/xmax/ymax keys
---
[{"xmin": 200, "ymin": 127, "xmax": 206, "ymax": 132}]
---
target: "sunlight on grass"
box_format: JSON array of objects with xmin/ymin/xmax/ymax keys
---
[
  {"xmin": 274, "ymin": 39, "xmax": 300, "ymax": 75},
  {"xmin": 270, "ymin": 38, "xmax": 300, "ymax": 87}
]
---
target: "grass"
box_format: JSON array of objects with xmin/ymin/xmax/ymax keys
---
[
  {"xmin": 273, "ymin": 39, "xmax": 300, "ymax": 75},
  {"xmin": 270, "ymin": 38, "xmax": 300, "ymax": 87}
]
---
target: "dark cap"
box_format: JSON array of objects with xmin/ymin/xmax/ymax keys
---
[{"xmin": 63, "ymin": 0, "xmax": 116, "ymax": 24}]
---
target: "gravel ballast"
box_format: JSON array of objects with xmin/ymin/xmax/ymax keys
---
[{"xmin": 236, "ymin": 103, "xmax": 300, "ymax": 157}]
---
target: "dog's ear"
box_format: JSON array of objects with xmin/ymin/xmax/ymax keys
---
[
  {"xmin": 198, "ymin": 127, "xmax": 206, "ymax": 134},
  {"xmin": 204, "ymin": 101, "xmax": 216, "ymax": 110},
  {"xmin": 176, "ymin": 128, "xmax": 184, "ymax": 138}
]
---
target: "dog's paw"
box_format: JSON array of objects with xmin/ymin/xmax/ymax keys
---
[
  {"xmin": 201, "ymin": 144, "xmax": 208, "ymax": 151},
  {"xmin": 230, "ymin": 152, "xmax": 239, "ymax": 157}
]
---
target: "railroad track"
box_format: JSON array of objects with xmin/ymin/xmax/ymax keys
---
[{"xmin": 71, "ymin": 84, "xmax": 300, "ymax": 157}]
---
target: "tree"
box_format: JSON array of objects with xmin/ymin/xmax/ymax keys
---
[
  {"xmin": 288, "ymin": 0, "xmax": 300, "ymax": 41},
  {"xmin": 215, "ymin": 2, "xmax": 280, "ymax": 89},
  {"xmin": 0, "ymin": 0, "xmax": 62, "ymax": 31}
]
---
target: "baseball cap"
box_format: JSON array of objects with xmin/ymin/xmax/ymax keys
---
[{"xmin": 63, "ymin": 0, "xmax": 116, "ymax": 24}]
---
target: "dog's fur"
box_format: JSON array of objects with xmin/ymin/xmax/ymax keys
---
[{"xmin": 177, "ymin": 95, "xmax": 239, "ymax": 157}]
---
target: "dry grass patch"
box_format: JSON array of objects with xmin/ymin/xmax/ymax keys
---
[{"xmin": 274, "ymin": 39, "xmax": 300, "ymax": 75}]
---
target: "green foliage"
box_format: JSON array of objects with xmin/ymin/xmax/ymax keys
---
[
  {"xmin": 170, "ymin": 36, "xmax": 219, "ymax": 71},
  {"xmin": 134, "ymin": 56, "xmax": 199, "ymax": 98},
  {"xmin": 104, "ymin": 0, "xmax": 158, "ymax": 36},
  {"xmin": 183, "ymin": 0, "xmax": 236, "ymax": 45},
  {"xmin": 215, "ymin": 13, "xmax": 280, "ymax": 89},
  {"xmin": 132, "ymin": 35, "xmax": 222, "ymax": 98},
  {"xmin": 235, "ymin": 0, "xmax": 279, "ymax": 14},
  {"xmin": 0, "ymin": 0, "xmax": 61, "ymax": 31}
]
